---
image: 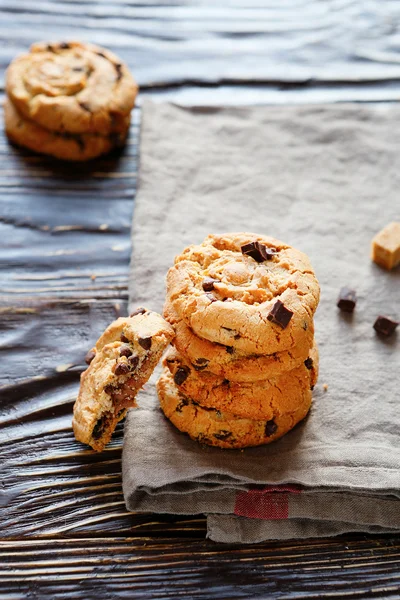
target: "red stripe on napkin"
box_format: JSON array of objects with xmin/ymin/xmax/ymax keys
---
[{"xmin": 234, "ymin": 485, "xmax": 301, "ymax": 520}]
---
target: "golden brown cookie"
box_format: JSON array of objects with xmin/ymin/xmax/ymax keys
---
[
  {"xmin": 166, "ymin": 233, "xmax": 320, "ymax": 355},
  {"xmin": 163, "ymin": 343, "xmax": 318, "ymax": 421},
  {"xmin": 73, "ymin": 308, "xmax": 174, "ymax": 451},
  {"xmin": 164, "ymin": 302, "xmax": 314, "ymax": 382},
  {"xmin": 157, "ymin": 367, "xmax": 312, "ymax": 449},
  {"xmin": 4, "ymin": 98, "xmax": 129, "ymax": 161},
  {"xmin": 6, "ymin": 41, "xmax": 138, "ymax": 135}
]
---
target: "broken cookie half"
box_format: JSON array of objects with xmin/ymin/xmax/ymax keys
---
[{"xmin": 73, "ymin": 308, "xmax": 174, "ymax": 451}]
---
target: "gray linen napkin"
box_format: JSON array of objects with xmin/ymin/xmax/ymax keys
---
[{"xmin": 123, "ymin": 100, "xmax": 400, "ymax": 542}]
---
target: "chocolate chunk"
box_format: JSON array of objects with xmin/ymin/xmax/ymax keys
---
[
  {"xmin": 59, "ymin": 42, "xmax": 71, "ymax": 49},
  {"xmin": 46, "ymin": 44, "xmax": 54, "ymax": 52},
  {"xmin": 92, "ymin": 416, "xmax": 106, "ymax": 439},
  {"xmin": 85, "ymin": 350, "xmax": 96, "ymax": 365},
  {"xmin": 196, "ymin": 433, "xmax": 213, "ymax": 445},
  {"xmin": 129, "ymin": 307, "xmax": 147, "ymax": 318},
  {"xmin": 267, "ymin": 300, "xmax": 293, "ymax": 329},
  {"xmin": 222, "ymin": 297, "xmax": 233, "ymax": 302},
  {"xmin": 115, "ymin": 362, "xmax": 130, "ymax": 376},
  {"xmin": 79, "ymin": 102, "xmax": 91, "ymax": 113},
  {"xmin": 104, "ymin": 384, "xmax": 114, "ymax": 395},
  {"xmin": 175, "ymin": 397, "xmax": 189, "ymax": 413},
  {"xmin": 373, "ymin": 315, "xmax": 399, "ymax": 337},
  {"xmin": 174, "ymin": 366, "xmax": 190, "ymax": 386},
  {"xmin": 138, "ymin": 336, "xmax": 152, "ymax": 350},
  {"xmin": 205, "ymin": 293, "xmax": 217, "ymax": 303},
  {"xmin": 119, "ymin": 345, "xmax": 132, "ymax": 358},
  {"xmin": 222, "ymin": 379, "xmax": 230, "ymax": 386},
  {"xmin": 193, "ymin": 358, "xmax": 209, "ymax": 371},
  {"xmin": 213, "ymin": 430, "xmax": 233, "ymax": 441},
  {"xmin": 128, "ymin": 355, "xmax": 139, "ymax": 370},
  {"xmin": 304, "ymin": 357, "xmax": 313, "ymax": 370},
  {"xmin": 241, "ymin": 241, "xmax": 277, "ymax": 263},
  {"xmin": 225, "ymin": 345, "xmax": 234, "ymax": 354},
  {"xmin": 120, "ymin": 333, "xmax": 130, "ymax": 343},
  {"xmin": 265, "ymin": 419, "xmax": 278, "ymax": 437},
  {"xmin": 115, "ymin": 63, "xmax": 123, "ymax": 81},
  {"xmin": 234, "ymin": 333, "xmax": 241, "ymax": 340},
  {"xmin": 221, "ymin": 326, "xmax": 233, "ymax": 332},
  {"xmin": 337, "ymin": 287, "xmax": 357, "ymax": 313},
  {"xmin": 202, "ymin": 277, "xmax": 219, "ymax": 291}
]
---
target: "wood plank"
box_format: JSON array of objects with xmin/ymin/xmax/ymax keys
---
[{"xmin": 0, "ymin": 536, "xmax": 400, "ymax": 599}]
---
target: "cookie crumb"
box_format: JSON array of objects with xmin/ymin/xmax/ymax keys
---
[{"xmin": 323, "ymin": 383, "xmax": 328, "ymax": 392}]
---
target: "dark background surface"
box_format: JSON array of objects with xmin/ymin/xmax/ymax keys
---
[{"xmin": 1, "ymin": 1, "xmax": 400, "ymax": 598}]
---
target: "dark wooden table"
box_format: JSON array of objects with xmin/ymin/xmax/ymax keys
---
[{"xmin": 1, "ymin": 2, "xmax": 400, "ymax": 598}]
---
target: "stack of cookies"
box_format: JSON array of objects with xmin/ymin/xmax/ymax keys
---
[
  {"xmin": 160, "ymin": 233, "xmax": 320, "ymax": 449},
  {"xmin": 4, "ymin": 41, "xmax": 138, "ymax": 161}
]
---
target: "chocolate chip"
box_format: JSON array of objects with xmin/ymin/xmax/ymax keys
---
[
  {"xmin": 241, "ymin": 241, "xmax": 277, "ymax": 263},
  {"xmin": 115, "ymin": 63, "xmax": 123, "ymax": 81},
  {"xmin": 193, "ymin": 358, "xmax": 209, "ymax": 371},
  {"xmin": 138, "ymin": 336, "xmax": 152, "ymax": 350},
  {"xmin": 46, "ymin": 44, "xmax": 54, "ymax": 52},
  {"xmin": 265, "ymin": 419, "xmax": 278, "ymax": 437},
  {"xmin": 85, "ymin": 350, "xmax": 96, "ymax": 365},
  {"xmin": 222, "ymin": 379, "xmax": 230, "ymax": 386},
  {"xmin": 59, "ymin": 42, "xmax": 71, "ymax": 49},
  {"xmin": 205, "ymin": 293, "xmax": 217, "ymax": 303},
  {"xmin": 373, "ymin": 315, "xmax": 399, "ymax": 337},
  {"xmin": 120, "ymin": 333, "xmax": 130, "ymax": 343},
  {"xmin": 174, "ymin": 366, "xmax": 190, "ymax": 386},
  {"xmin": 130, "ymin": 307, "xmax": 147, "ymax": 318},
  {"xmin": 267, "ymin": 300, "xmax": 293, "ymax": 329},
  {"xmin": 337, "ymin": 287, "xmax": 357, "ymax": 313},
  {"xmin": 92, "ymin": 416, "xmax": 106, "ymax": 439},
  {"xmin": 96, "ymin": 51, "xmax": 107, "ymax": 59},
  {"xmin": 75, "ymin": 136, "xmax": 85, "ymax": 152},
  {"xmin": 221, "ymin": 326, "xmax": 234, "ymax": 332},
  {"xmin": 119, "ymin": 345, "xmax": 132, "ymax": 358},
  {"xmin": 234, "ymin": 333, "xmax": 241, "ymax": 340},
  {"xmin": 128, "ymin": 355, "xmax": 139, "ymax": 370},
  {"xmin": 72, "ymin": 66, "xmax": 84, "ymax": 72},
  {"xmin": 79, "ymin": 102, "xmax": 91, "ymax": 113},
  {"xmin": 202, "ymin": 277, "xmax": 219, "ymax": 291},
  {"xmin": 302, "ymin": 322, "xmax": 308, "ymax": 331},
  {"xmin": 104, "ymin": 384, "xmax": 114, "ymax": 395},
  {"xmin": 225, "ymin": 345, "xmax": 234, "ymax": 354},
  {"xmin": 213, "ymin": 430, "xmax": 232, "ymax": 441},
  {"xmin": 175, "ymin": 397, "xmax": 189, "ymax": 413},
  {"xmin": 115, "ymin": 362, "xmax": 130, "ymax": 376},
  {"xmin": 304, "ymin": 357, "xmax": 313, "ymax": 370},
  {"xmin": 222, "ymin": 297, "xmax": 233, "ymax": 302},
  {"xmin": 196, "ymin": 433, "xmax": 213, "ymax": 445}
]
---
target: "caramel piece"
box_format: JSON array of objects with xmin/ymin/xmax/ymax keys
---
[{"xmin": 371, "ymin": 222, "xmax": 400, "ymax": 270}]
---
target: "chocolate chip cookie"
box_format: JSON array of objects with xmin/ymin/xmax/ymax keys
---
[
  {"xmin": 73, "ymin": 309, "xmax": 174, "ymax": 451},
  {"xmin": 4, "ymin": 97, "xmax": 129, "ymax": 161},
  {"xmin": 166, "ymin": 233, "xmax": 320, "ymax": 355},
  {"xmin": 157, "ymin": 367, "xmax": 312, "ymax": 449},
  {"xmin": 164, "ymin": 302, "xmax": 314, "ymax": 382},
  {"xmin": 6, "ymin": 41, "xmax": 138, "ymax": 135}
]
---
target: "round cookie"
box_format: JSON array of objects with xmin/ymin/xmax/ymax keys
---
[
  {"xmin": 4, "ymin": 98, "xmax": 129, "ymax": 161},
  {"xmin": 157, "ymin": 368, "xmax": 312, "ymax": 449},
  {"xmin": 164, "ymin": 302, "xmax": 314, "ymax": 382},
  {"xmin": 6, "ymin": 41, "xmax": 138, "ymax": 135},
  {"xmin": 163, "ymin": 343, "xmax": 318, "ymax": 421},
  {"xmin": 166, "ymin": 233, "xmax": 320, "ymax": 355}
]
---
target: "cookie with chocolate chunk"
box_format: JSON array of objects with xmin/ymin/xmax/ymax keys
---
[
  {"xmin": 164, "ymin": 302, "xmax": 314, "ymax": 382},
  {"xmin": 73, "ymin": 309, "xmax": 174, "ymax": 451},
  {"xmin": 4, "ymin": 97, "xmax": 129, "ymax": 161},
  {"xmin": 6, "ymin": 41, "xmax": 138, "ymax": 135},
  {"xmin": 163, "ymin": 343, "xmax": 318, "ymax": 421},
  {"xmin": 157, "ymin": 367, "xmax": 312, "ymax": 449},
  {"xmin": 166, "ymin": 233, "xmax": 320, "ymax": 356}
]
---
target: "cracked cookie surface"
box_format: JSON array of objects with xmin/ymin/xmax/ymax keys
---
[
  {"xmin": 164, "ymin": 302, "xmax": 314, "ymax": 381},
  {"xmin": 166, "ymin": 233, "xmax": 320, "ymax": 355},
  {"xmin": 157, "ymin": 367, "xmax": 312, "ymax": 449},
  {"xmin": 163, "ymin": 343, "xmax": 318, "ymax": 421},
  {"xmin": 73, "ymin": 309, "xmax": 174, "ymax": 451},
  {"xmin": 4, "ymin": 97, "xmax": 129, "ymax": 161},
  {"xmin": 6, "ymin": 41, "xmax": 138, "ymax": 135}
]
